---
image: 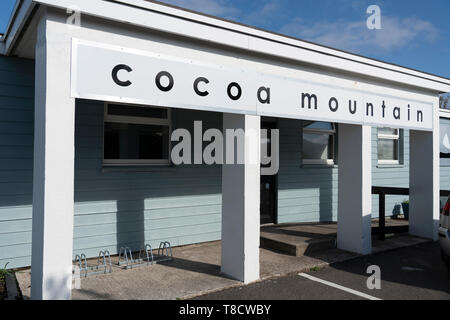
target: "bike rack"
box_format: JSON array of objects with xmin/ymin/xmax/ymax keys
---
[
  {"xmin": 72, "ymin": 242, "xmax": 173, "ymax": 276},
  {"xmin": 73, "ymin": 250, "xmax": 112, "ymax": 277},
  {"xmin": 155, "ymin": 241, "xmax": 173, "ymax": 263},
  {"xmin": 118, "ymin": 241, "xmax": 173, "ymax": 269},
  {"xmin": 118, "ymin": 244, "xmax": 154, "ymax": 269}
]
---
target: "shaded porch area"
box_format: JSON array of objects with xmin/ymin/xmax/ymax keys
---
[
  {"xmin": 260, "ymin": 219, "xmax": 410, "ymax": 256},
  {"xmin": 16, "ymin": 221, "xmax": 423, "ymax": 300}
]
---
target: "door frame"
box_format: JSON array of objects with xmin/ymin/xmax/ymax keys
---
[{"xmin": 261, "ymin": 118, "xmax": 279, "ymax": 225}]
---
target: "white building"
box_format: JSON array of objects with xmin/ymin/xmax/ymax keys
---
[{"xmin": 0, "ymin": 0, "xmax": 449, "ymax": 300}]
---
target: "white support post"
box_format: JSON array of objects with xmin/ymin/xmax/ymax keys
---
[
  {"xmin": 221, "ymin": 113, "xmax": 260, "ymax": 283},
  {"xmin": 337, "ymin": 124, "xmax": 372, "ymax": 255},
  {"xmin": 31, "ymin": 14, "xmax": 75, "ymax": 300},
  {"xmin": 409, "ymin": 103, "xmax": 440, "ymax": 240}
]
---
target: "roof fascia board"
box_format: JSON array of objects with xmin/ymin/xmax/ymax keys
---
[
  {"xmin": 114, "ymin": 0, "xmax": 449, "ymax": 85},
  {"xmin": 32, "ymin": 0, "xmax": 450, "ymax": 93},
  {"xmin": 4, "ymin": 0, "xmax": 35, "ymax": 55}
]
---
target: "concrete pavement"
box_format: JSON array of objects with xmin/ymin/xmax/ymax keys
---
[
  {"xmin": 195, "ymin": 241, "xmax": 450, "ymax": 300},
  {"xmin": 15, "ymin": 231, "xmax": 429, "ymax": 300}
]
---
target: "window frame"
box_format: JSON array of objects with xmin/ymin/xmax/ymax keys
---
[
  {"xmin": 377, "ymin": 127, "xmax": 400, "ymax": 165},
  {"xmin": 103, "ymin": 103, "xmax": 172, "ymax": 167},
  {"xmin": 302, "ymin": 122, "xmax": 336, "ymax": 166}
]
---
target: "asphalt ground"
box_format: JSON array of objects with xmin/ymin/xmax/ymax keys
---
[{"xmin": 194, "ymin": 241, "xmax": 450, "ymax": 300}]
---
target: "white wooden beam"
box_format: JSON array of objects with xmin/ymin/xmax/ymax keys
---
[{"xmin": 31, "ymin": 12, "xmax": 75, "ymax": 300}]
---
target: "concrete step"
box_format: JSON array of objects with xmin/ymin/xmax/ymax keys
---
[{"xmin": 260, "ymin": 235, "xmax": 336, "ymax": 256}]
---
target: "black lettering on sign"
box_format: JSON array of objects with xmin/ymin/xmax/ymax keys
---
[
  {"xmin": 257, "ymin": 87, "xmax": 271, "ymax": 104},
  {"xmin": 349, "ymin": 100, "xmax": 357, "ymax": 114},
  {"xmin": 417, "ymin": 111, "xmax": 423, "ymax": 123},
  {"xmin": 156, "ymin": 71, "xmax": 174, "ymax": 92},
  {"xmin": 301, "ymin": 93, "xmax": 318, "ymax": 109},
  {"xmin": 194, "ymin": 77, "xmax": 210, "ymax": 97},
  {"xmin": 366, "ymin": 103, "xmax": 374, "ymax": 117},
  {"xmin": 227, "ymin": 82, "xmax": 242, "ymax": 101},
  {"xmin": 329, "ymin": 97, "xmax": 339, "ymax": 112},
  {"xmin": 393, "ymin": 107, "xmax": 401, "ymax": 120},
  {"xmin": 112, "ymin": 64, "xmax": 132, "ymax": 87}
]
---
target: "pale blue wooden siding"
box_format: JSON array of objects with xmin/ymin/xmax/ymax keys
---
[
  {"xmin": 0, "ymin": 56, "xmax": 35, "ymax": 268},
  {"xmin": 73, "ymin": 101, "xmax": 222, "ymax": 259},
  {"xmin": 1, "ymin": 55, "xmax": 449, "ymax": 269},
  {"xmin": 277, "ymin": 118, "xmax": 338, "ymax": 223},
  {"xmin": 0, "ymin": 52, "xmax": 223, "ymax": 267},
  {"xmin": 277, "ymin": 123, "xmax": 411, "ymax": 223},
  {"xmin": 372, "ymin": 128, "xmax": 410, "ymax": 218}
]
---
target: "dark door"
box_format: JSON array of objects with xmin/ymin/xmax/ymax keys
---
[{"xmin": 260, "ymin": 121, "xmax": 277, "ymax": 225}]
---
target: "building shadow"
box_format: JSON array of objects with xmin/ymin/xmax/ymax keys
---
[
  {"xmin": 276, "ymin": 118, "xmax": 335, "ymax": 225},
  {"xmin": 157, "ymin": 257, "xmax": 225, "ymax": 279},
  {"xmin": 318, "ymin": 237, "xmax": 450, "ymax": 296},
  {"xmin": 72, "ymin": 101, "xmax": 223, "ymax": 263}
]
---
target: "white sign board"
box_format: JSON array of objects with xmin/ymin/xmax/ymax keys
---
[{"xmin": 71, "ymin": 39, "xmax": 433, "ymax": 131}]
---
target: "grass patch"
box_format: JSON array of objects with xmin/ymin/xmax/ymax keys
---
[
  {"xmin": 0, "ymin": 263, "xmax": 11, "ymax": 300},
  {"xmin": 0, "ymin": 273, "xmax": 5, "ymax": 300},
  {"xmin": 310, "ymin": 266, "xmax": 323, "ymax": 272}
]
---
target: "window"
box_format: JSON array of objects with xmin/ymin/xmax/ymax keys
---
[
  {"xmin": 103, "ymin": 104, "xmax": 171, "ymax": 166},
  {"xmin": 440, "ymin": 121, "xmax": 450, "ymax": 167},
  {"xmin": 377, "ymin": 127, "xmax": 400, "ymax": 165},
  {"xmin": 302, "ymin": 121, "xmax": 336, "ymax": 165},
  {"xmin": 440, "ymin": 95, "xmax": 449, "ymax": 110}
]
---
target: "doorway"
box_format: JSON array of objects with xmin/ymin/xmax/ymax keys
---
[{"xmin": 260, "ymin": 120, "xmax": 278, "ymax": 225}]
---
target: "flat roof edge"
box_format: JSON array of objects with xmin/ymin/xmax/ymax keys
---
[
  {"xmin": 112, "ymin": 0, "xmax": 450, "ymax": 84},
  {"xmin": 24, "ymin": 0, "xmax": 450, "ymax": 92}
]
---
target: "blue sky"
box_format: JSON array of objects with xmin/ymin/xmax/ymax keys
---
[
  {"xmin": 159, "ymin": 0, "xmax": 450, "ymax": 79},
  {"xmin": 0, "ymin": 0, "xmax": 449, "ymax": 79},
  {"xmin": 0, "ymin": 0, "xmax": 15, "ymax": 35}
]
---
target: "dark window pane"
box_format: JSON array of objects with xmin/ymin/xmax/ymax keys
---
[
  {"xmin": 108, "ymin": 104, "xmax": 168, "ymax": 119},
  {"xmin": 104, "ymin": 128, "xmax": 120, "ymax": 159},
  {"xmin": 104, "ymin": 122, "xmax": 169, "ymax": 160},
  {"xmin": 303, "ymin": 133, "xmax": 333, "ymax": 160},
  {"xmin": 378, "ymin": 139, "xmax": 399, "ymax": 161}
]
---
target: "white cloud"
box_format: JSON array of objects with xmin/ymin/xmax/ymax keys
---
[
  {"xmin": 280, "ymin": 16, "xmax": 438, "ymax": 53},
  {"xmin": 243, "ymin": 0, "xmax": 281, "ymax": 25},
  {"xmin": 159, "ymin": 0, "xmax": 240, "ymax": 18},
  {"xmin": 258, "ymin": 1, "xmax": 279, "ymax": 16}
]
